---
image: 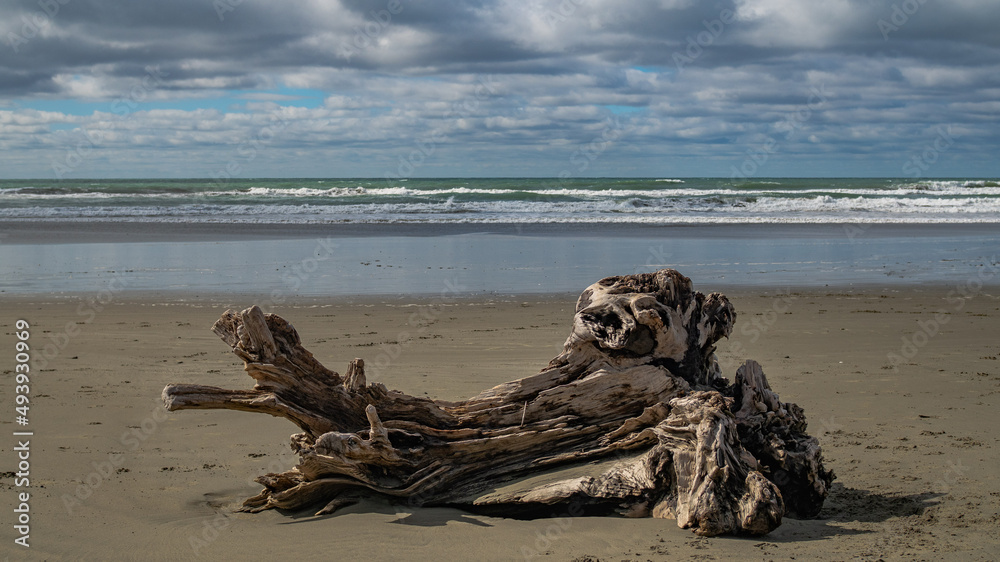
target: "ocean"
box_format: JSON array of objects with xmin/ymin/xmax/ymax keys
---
[
  {"xmin": 2, "ymin": 177, "xmax": 998, "ymax": 296},
  {"xmin": 2, "ymin": 177, "xmax": 999, "ymax": 224}
]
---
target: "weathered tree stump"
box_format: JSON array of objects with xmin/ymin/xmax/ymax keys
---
[{"xmin": 162, "ymin": 269, "xmax": 833, "ymax": 536}]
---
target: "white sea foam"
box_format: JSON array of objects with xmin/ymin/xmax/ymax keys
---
[
  {"xmin": 3, "ymin": 177, "xmax": 998, "ymax": 225},
  {"xmin": 4, "ymin": 182, "xmax": 1000, "ymax": 201},
  {"xmin": 4, "ymin": 192, "xmax": 1000, "ymax": 224}
]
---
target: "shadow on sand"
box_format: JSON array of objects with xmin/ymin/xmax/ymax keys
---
[
  {"xmin": 268, "ymin": 482, "xmax": 940, "ymax": 540},
  {"xmin": 757, "ymin": 482, "xmax": 942, "ymax": 543}
]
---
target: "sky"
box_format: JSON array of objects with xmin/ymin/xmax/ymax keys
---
[{"xmin": 0, "ymin": 0, "xmax": 998, "ymax": 179}]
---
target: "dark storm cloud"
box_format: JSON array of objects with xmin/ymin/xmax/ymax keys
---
[
  {"xmin": 0, "ymin": 0, "xmax": 998, "ymax": 177},
  {"xmin": 0, "ymin": 0, "xmax": 993, "ymax": 89}
]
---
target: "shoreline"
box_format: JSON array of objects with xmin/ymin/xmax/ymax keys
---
[
  {"xmin": 7, "ymin": 277, "xmax": 1000, "ymax": 302},
  {"xmin": 2, "ymin": 219, "xmax": 1000, "ymax": 245},
  {"xmin": 5, "ymin": 282, "xmax": 998, "ymax": 303},
  {"xmin": 3, "ymin": 223, "xmax": 998, "ymax": 296}
]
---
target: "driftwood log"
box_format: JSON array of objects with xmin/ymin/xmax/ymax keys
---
[{"xmin": 162, "ymin": 269, "xmax": 833, "ymax": 536}]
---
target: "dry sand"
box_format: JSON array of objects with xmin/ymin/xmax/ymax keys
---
[{"xmin": 3, "ymin": 286, "xmax": 999, "ymax": 561}]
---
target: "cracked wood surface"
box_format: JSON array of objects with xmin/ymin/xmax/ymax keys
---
[{"xmin": 163, "ymin": 269, "xmax": 833, "ymax": 536}]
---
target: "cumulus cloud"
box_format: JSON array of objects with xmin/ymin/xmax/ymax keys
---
[{"xmin": 0, "ymin": 0, "xmax": 997, "ymax": 177}]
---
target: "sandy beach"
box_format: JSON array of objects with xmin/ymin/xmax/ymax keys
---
[
  {"xmin": 4, "ymin": 284, "xmax": 999, "ymax": 560},
  {"xmin": 3, "ymin": 0, "xmax": 999, "ymax": 557}
]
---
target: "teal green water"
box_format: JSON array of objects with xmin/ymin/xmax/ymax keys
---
[{"xmin": 1, "ymin": 178, "xmax": 998, "ymax": 223}]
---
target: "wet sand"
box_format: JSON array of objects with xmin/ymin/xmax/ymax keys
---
[
  {"xmin": 3, "ymin": 286, "xmax": 999, "ymax": 560},
  {"xmin": 2, "ymin": 219, "xmax": 999, "ymax": 245},
  {"xmin": 3, "ymin": 222, "xmax": 999, "ymax": 298}
]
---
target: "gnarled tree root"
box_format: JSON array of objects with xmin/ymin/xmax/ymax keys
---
[{"xmin": 163, "ymin": 269, "xmax": 833, "ymax": 536}]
